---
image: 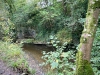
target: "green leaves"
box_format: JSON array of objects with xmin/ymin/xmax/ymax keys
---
[
  {"xmin": 91, "ymin": 27, "xmax": 100, "ymax": 74},
  {"xmin": 61, "ymin": 52, "xmax": 69, "ymax": 57},
  {"xmin": 51, "ymin": 61, "xmax": 58, "ymax": 69},
  {"xmin": 41, "ymin": 37, "xmax": 76, "ymax": 74}
]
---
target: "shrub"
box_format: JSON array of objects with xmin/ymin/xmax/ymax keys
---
[
  {"xmin": 56, "ymin": 28, "xmax": 72, "ymax": 44},
  {"xmin": 41, "ymin": 36, "xmax": 75, "ymax": 75}
]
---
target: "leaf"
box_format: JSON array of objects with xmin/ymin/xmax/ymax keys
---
[
  {"xmin": 61, "ymin": 52, "xmax": 68, "ymax": 57},
  {"xmin": 51, "ymin": 62, "xmax": 58, "ymax": 69},
  {"xmin": 53, "ymin": 44, "xmax": 57, "ymax": 47},
  {"xmin": 56, "ymin": 41, "xmax": 60, "ymax": 43},
  {"xmin": 50, "ymin": 35, "xmax": 54, "ymax": 39}
]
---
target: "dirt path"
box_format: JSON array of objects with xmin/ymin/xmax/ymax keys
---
[{"xmin": 0, "ymin": 60, "xmax": 19, "ymax": 75}]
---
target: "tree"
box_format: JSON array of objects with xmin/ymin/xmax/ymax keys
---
[
  {"xmin": 76, "ymin": 0, "xmax": 100, "ymax": 75},
  {"xmin": 4, "ymin": 0, "xmax": 15, "ymax": 14}
]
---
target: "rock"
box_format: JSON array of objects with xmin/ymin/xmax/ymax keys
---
[
  {"xmin": 0, "ymin": 70, "xmax": 5, "ymax": 74},
  {"xmin": 21, "ymin": 73, "xmax": 28, "ymax": 75}
]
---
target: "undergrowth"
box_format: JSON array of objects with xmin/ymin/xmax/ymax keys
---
[
  {"xmin": 91, "ymin": 27, "xmax": 100, "ymax": 75},
  {"xmin": 41, "ymin": 36, "xmax": 76, "ymax": 75},
  {"xmin": 0, "ymin": 41, "xmax": 35, "ymax": 74}
]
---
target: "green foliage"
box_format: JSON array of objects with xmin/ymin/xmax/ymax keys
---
[
  {"xmin": 0, "ymin": 0, "xmax": 16, "ymax": 41},
  {"xmin": 42, "ymin": 37, "xmax": 75, "ymax": 75},
  {"xmin": 56, "ymin": 28, "xmax": 72, "ymax": 44},
  {"xmin": 4, "ymin": 0, "xmax": 15, "ymax": 13},
  {"xmin": 12, "ymin": 0, "xmax": 34, "ymax": 25},
  {"xmin": 0, "ymin": 18, "xmax": 16, "ymax": 42},
  {"xmin": 90, "ymin": 0, "xmax": 100, "ymax": 9},
  {"xmin": 0, "ymin": 20, "xmax": 10, "ymax": 41},
  {"xmin": 91, "ymin": 27, "xmax": 100, "ymax": 74},
  {"xmin": 5, "ymin": 0, "xmax": 87, "ymax": 43}
]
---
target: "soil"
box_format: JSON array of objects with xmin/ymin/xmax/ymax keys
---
[
  {"xmin": 0, "ymin": 60, "xmax": 19, "ymax": 75},
  {"xmin": 0, "ymin": 54, "xmax": 45, "ymax": 75}
]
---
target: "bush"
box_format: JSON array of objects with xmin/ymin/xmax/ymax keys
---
[
  {"xmin": 56, "ymin": 28, "xmax": 72, "ymax": 44},
  {"xmin": 41, "ymin": 37, "xmax": 76, "ymax": 75}
]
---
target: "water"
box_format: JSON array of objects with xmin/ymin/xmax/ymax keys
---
[{"xmin": 23, "ymin": 43, "xmax": 54, "ymax": 73}]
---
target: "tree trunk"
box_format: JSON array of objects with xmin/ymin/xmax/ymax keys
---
[{"xmin": 76, "ymin": 0, "xmax": 100, "ymax": 75}]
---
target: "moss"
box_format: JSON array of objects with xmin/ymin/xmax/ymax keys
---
[
  {"xmin": 90, "ymin": 0, "xmax": 100, "ymax": 9},
  {"xmin": 83, "ymin": 6, "xmax": 98, "ymax": 38},
  {"xmin": 76, "ymin": 51, "xmax": 94, "ymax": 75},
  {"xmin": 93, "ymin": 0, "xmax": 100, "ymax": 8},
  {"xmin": 80, "ymin": 37, "xmax": 87, "ymax": 43}
]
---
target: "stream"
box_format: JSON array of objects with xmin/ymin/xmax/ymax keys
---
[{"xmin": 23, "ymin": 43, "xmax": 55, "ymax": 75}]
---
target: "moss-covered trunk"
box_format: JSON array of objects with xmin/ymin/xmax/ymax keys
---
[{"xmin": 76, "ymin": 0, "xmax": 100, "ymax": 75}]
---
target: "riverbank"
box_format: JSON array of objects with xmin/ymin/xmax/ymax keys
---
[
  {"xmin": 0, "ymin": 56, "xmax": 44, "ymax": 75},
  {"xmin": 0, "ymin": 60, "xmax": 19, "ymax": 75},
  {"xmin": 23, "ymin": 51, "xmax": 44, "ymax": 75},
  {"xmin": 0, "ymin": 41, "xmax": 45, "ymax": 75}
]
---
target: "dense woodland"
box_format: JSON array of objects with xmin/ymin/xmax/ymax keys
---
[{"xmin": 0, "ymin": 0, "xmax": 100, "ymax": 75}]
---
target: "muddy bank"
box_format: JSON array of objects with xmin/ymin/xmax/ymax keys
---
[
  {"xmin": 0, "ymin": 43, "xmax": 54, "ymax": 75},
  {"xmin": 0, "ymin": 60, "xmax": 19, "ymax": 75}
]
